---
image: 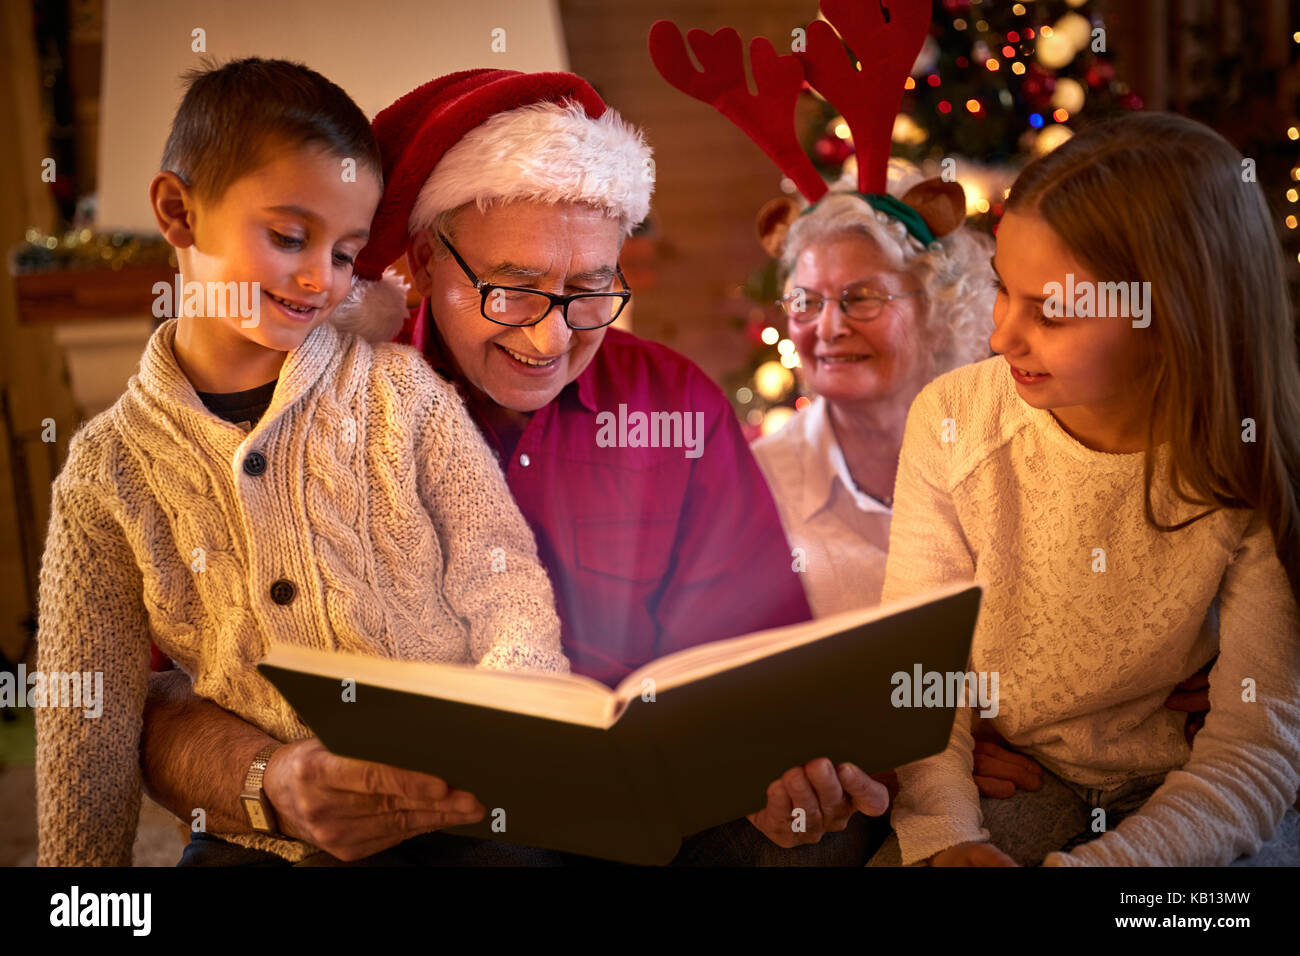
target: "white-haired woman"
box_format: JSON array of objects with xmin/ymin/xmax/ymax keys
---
[{"xmin": 752, "ymin": 188, "xmax": 995, "ymax": 618}]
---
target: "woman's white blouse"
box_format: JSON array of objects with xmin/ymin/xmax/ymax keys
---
[{"xmin": 752, "ymin": 396, "xmax": 892, "ymax": 618}]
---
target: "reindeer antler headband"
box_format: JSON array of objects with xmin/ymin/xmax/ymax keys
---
[{"xmin": 649, "ymin": 0, "xmax": 963, "ymax": 249}]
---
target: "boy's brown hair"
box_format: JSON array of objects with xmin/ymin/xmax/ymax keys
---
[{"xmin": 160, "ymin": 57, "xmax": 381, "ymax": 201}]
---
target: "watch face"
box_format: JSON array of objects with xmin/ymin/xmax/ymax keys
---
[{"xmin": 243, "ymin": 797, "xmax": 269, "ymax": 831}]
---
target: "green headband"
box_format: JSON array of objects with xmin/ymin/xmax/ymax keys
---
[{"xmin": 801, "ymin": 191, "xmax": 936, "ymax": 247}]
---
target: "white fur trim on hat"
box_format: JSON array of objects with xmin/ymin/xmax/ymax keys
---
[
  {"xmin": 328, "ymin": 267, "xmax": 411, "ymax": 343},
  {"xmin": 409, "ymin": 100, "xmax": 654, "ymax": 236}
]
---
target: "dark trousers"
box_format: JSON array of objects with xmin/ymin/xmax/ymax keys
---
[{"xmin": 179, "ymin": 813, "xmax": 889, "ymax": 867}]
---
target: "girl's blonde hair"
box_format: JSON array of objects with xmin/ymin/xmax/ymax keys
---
[
  {"xmin": 1007, "ymin": 111, "xmax": 1300, "ymax": 599},
  {"xmin": 779, "ymin": 190, "xmax": 995, "ymax": 380}
]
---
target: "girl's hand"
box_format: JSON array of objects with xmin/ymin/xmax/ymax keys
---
[{"xmin": 928, "ymin": 841, "xmax": 1019, "ymax": 866}]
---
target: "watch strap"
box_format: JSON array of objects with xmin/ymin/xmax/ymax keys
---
[{"xmin": 240, "ymin": 743, "xmax": 282, "ymax": 835}]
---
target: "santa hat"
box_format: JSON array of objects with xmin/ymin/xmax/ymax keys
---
[{"xmin": 330, "ymin": 69, "xmax": 654, "ymax": 343}]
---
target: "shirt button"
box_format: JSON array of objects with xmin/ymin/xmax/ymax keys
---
[
  {"xmin": 519, "ymin": 453, "xmax": 531, "ymax": 467},
  {"xmin": 269, "ymin": 579, "xmax": 296, "ymax": 605},
  {"xmin": 243, "ymin": 451, "xmax": 268, "ymax": 476}
]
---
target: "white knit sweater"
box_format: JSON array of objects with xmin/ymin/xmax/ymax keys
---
[
  {"xmin": 882, "ymin": 356, "xmax": 1300, "ymax": 866},
  {"xmin": 36, "ymin": 317, "xmax": 567, "ymax": 866}
]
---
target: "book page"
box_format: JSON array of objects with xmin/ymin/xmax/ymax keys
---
[
  {"xmin": 612, "ymin": 579, "xmax": 981, "ymax": 704},
  {"xmin": 260, "ymin": 645, "xmax": 622, "ymax": 728}
]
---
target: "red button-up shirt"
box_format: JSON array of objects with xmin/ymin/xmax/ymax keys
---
[{"xmin": 399, "ymin": 299, "xmax": 812, "ymax": 686}]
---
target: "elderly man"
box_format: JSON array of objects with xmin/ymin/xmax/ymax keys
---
[{"xmin": 141, "ymin": 70, "xmax": 893, "ymax": 866}]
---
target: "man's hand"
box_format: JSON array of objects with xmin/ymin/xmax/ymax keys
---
[
  {"xmin": 972, "ymin": 736, "xmax": 1043, "ymax": 798},
  {"xmin": 746, "ymin": 758, "xmax": 889, "ymax": 848},
  {"xmin": 141, "ymin": 670, "xmax": 485, "ymax": 860},
  {"xmin": 928, "ymin": 841, "xmax": 1019, "ymax": 866},
  {"xmin": 1165, "ymin": 660, "xmax": 1212, "ymax": 745},
  {"xmin": 263, "ymin": 738, "xmax": 485, "ymax": 861}
]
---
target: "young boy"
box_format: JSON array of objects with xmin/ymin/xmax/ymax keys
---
[{"xmin": 35, "ymin": 58, "xmax": 567, "ymax": 866}]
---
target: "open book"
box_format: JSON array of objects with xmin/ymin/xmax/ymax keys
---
[{"xmin": 258, "ymin": 580, "xmax": 981, "ymax": 864}]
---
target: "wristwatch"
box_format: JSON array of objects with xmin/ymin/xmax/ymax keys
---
[{"xmin": 240, "ymin": 743, "xmax": 282, "ymax": 835}]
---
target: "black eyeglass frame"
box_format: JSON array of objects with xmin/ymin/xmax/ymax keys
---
[{"xmin": 437, "ymin": 231, "xmax": 632, "ymax": 330}]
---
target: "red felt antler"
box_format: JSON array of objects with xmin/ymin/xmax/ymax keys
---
[
  {"xmin": 801, "ymin": 0, "xmax": 930, "ymax": 196},
  {"xmin": 649, "ymin": 20, "xmax": 828, "ymax": 203}
]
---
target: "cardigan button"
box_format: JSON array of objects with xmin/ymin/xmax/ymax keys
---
[
  {"xmin": 519, "ymin": 452, "xmax": 531, "ymax": 467},
  {"xmin": 243, "ymin": 451, "xmax": 268, "ymax": 476},
  {"xmin": 269, "ymin": 579, "xmax": 296, "ymax": 605}
]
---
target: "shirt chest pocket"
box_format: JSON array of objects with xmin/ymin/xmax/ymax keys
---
[{"xmin": 574, "ymin": 514, "xmax": 679, "ymax": 584}]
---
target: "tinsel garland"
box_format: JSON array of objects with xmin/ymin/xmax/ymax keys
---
[{"xmin": 10, "ymin": 228, "xmax": 175, "ymax": 274}]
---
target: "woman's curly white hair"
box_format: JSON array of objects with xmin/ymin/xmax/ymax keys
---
[{"xmin": 778, "ymin": 182, "xmax": 995, "ymax": 379}]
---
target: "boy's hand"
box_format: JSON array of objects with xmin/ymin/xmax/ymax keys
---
[
  {"xmin": 263, "ymin": 738, "xmax": 485, "ymax": 861},
  {"xmin": 746, "ymin": 758, "xmax": 890, "ymax": 848},
  {"xmin": 928, "ymin": 841, "xmax": 1019, "ymax": 866}
]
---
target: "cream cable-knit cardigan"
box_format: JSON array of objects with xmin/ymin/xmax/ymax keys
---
[{"xmin": 36, "ymin": 317, "xmax": 567, "ymax": 866}]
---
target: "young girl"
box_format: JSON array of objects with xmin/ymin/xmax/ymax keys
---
[
  {"xmin": 874, "ymin": 111, "xmax": 1300, "ymax": 866},
  {"xmin": 36, "ymin": 58, "xmax": 567, "ymax": 866}
]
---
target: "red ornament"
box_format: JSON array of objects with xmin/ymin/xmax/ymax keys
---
[
  {"xmin": 1028, "ymin": 63, "xmax": 1057, "ymax": 92},
  {"xmin": 744, "ymin": 319, "xmax": 772, "ymax": 346},
  {"xmin": 1021, "ymin": 65, "xmax": 1058, "ymax": 109},
  {"xmin": 1119, "ymin": 91, "xmax": 1144, "ymax": 110},
  {"xmin": 814, "ymin": 133, "xmax": 854, "ymax": 165},
  {"xmin": 1084, "ymin": 61, "xmax": 1114, "ymax": 87},
  {"xmin": 50, "ymin": 175, "xmax": 76, "ymax": 203}
]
